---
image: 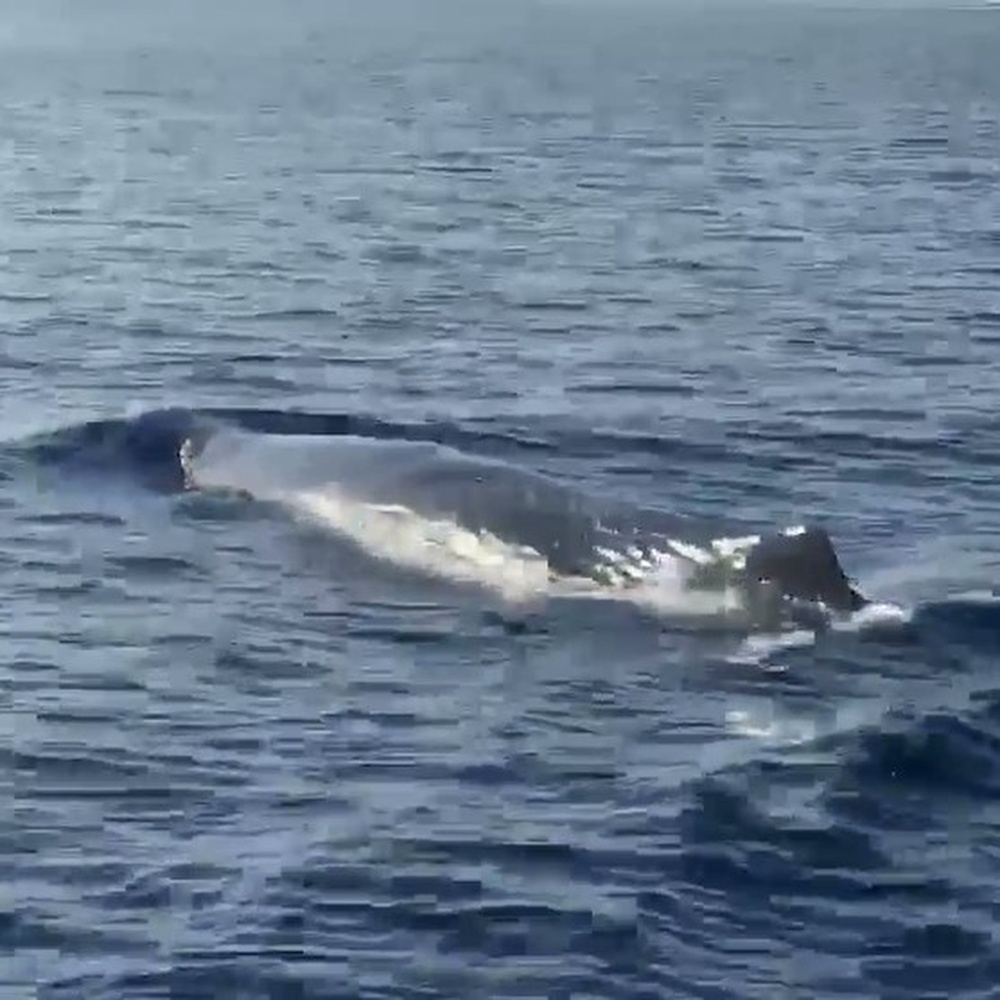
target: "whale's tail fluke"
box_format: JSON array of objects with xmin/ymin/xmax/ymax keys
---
[{"xmin": 743, "ymin": 525, "xmax": 867, "ymax": 615}]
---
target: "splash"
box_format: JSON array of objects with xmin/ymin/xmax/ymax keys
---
[
  {"xmin": 560, "ymin": 537, "xmax": 753, "ymax": 620},
  {"xmin": 726, "ymin": 628, "xmax": 820, "ymax": 668},
  {"xmin": 833, "ymin": 600, "xmax": 912, "ymax": 631}
]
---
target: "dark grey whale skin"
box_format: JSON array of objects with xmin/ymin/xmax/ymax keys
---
[{"xmin": 742, "ymin": 526, "xmax": 868, "ymax": 615}]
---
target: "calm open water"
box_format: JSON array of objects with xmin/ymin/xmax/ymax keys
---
[{"xmin": 4, "ymin": 2, "xmax": 1000, "ymax": 998}]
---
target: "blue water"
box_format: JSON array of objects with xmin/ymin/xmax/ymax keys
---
[{"xmin": 4, "ymin": 2, "xmax": 1000, "ymax": 997}]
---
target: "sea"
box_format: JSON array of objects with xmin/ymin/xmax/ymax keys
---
[{"xmin": 3, "ymin": 1, "xmax": 1000, "ymax": 998}]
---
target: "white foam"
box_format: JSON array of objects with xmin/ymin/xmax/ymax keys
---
[
  {"xmin": 288, "ymin": 486, "xmax": 553, "ymax": 603},
  {"xmin": 549, "ymin": 548, "xmax": 749, "ymax": 620},
  {"xmin": 710, "ymin": 533, "xmax": 761, "ymax": 570},
  {"xmin": 725, "ymin": 707, "xmax": 819, "ymax": 743},
  {"xmin": 833, "ymin": 600, "xmax": 913, "ymax": 632},
  {"xmin": 727, "ymin": 628, "xmax": 818, "ymax": 667},
  {"xmin": 666, "ymin": 538, "xmax": 713, "ymax": 566},
  {"xmin": 664, "ymin": 533, "xmax": 763, "ymax": 573}
]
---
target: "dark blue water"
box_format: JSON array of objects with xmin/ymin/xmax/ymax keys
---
[{"xmin": 5, "ymin": 2, "xmax": 1000, "ymax": 997}]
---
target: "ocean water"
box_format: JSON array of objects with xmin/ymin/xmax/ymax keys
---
[{"xmin": 4, "ymin": 1, "xmax": 1000, "ymax": 997}]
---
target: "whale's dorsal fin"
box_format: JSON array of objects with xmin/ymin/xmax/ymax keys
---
[{"xmin": 744, "ymin": 526, "xmax": 866, "ymax": 614}]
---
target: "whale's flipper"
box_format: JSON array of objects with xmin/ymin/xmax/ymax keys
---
[{"xmin": 743, "ymin": 526, "xmax": 867, "ymax": 615}]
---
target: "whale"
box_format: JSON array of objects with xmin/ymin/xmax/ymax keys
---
[{"xmin": 178, "ymin": 423, "xmax": 868, "ymax": 625}]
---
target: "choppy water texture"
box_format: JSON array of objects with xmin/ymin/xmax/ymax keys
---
[{"xmin": 4, "ymin": 2, "xmax": 1000, "ymax": 998}]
